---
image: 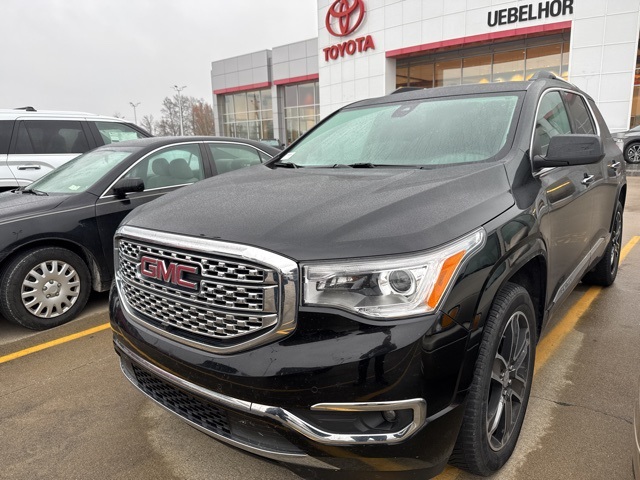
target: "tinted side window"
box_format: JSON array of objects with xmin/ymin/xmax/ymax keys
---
[
  {"xmin": 0, "ymin": 120, "xmax": 14, "ymax": 155},
  {"xmin": 208, "ymin": 143, "xmax": 263, "ymax": 174},
  {"xmin": 95, "ymin": 122, "xmax": 146, "ymax": 145},
  {"xmin": 562, "ymin": 92, "xmax": 596, "ymax": 135},
  {"xmin": 124, "ymin": 144, "xmax": 205, "ymax": 190},
  {"xmin": 14, "ymin": 120, "xmax": 89, "ymax": 154},
  {"xmin": 532, "ymin": 91, "xmax": 571, "ymax": 157}
]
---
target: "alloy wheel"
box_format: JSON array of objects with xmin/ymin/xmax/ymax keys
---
[
  {"xmin": 610, "ymin": 210, "xmax": 622, "ymax": 273},
  {"xmin": 627, "ymin": 144, "xmax": 640, "ymax": 163},
  {"xmin": 486, "ymin": 310, "xmax": 531, "ymax": 451}
]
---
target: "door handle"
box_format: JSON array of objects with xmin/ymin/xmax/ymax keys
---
[
  {"xmin": 610, "ymin": 161, "xmax": 621, "ymax": 170},
  {"xmin": 17, "ymin": 165, "xmax": 41, "ymax": 170},
  {"xmin": 581, "ymin": 174, "xmax": 595, "ymax": 185}
]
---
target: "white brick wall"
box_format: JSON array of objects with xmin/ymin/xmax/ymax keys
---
[{"xmin": 317, "ymin": 0, "xmax": 640, "ymax": 130}]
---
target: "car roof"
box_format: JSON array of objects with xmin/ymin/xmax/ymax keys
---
[
  {"xmin": 97, "ymin": 136, "xmax": 281, "ymax": 155},
  {"xmin": 0, "ymin": 108, "xmax": 128, "ymax": 122}
]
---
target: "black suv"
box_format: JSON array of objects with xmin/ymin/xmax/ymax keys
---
[{"xmin": 109, "ymin": 72, "xmax": 626, "ymax": 479}]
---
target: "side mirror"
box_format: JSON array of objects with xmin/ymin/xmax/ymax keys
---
[
  {"xmin": 533, "ymin": 134, "xmax": 604, "ymax": 169},
  {"xmin": 113, "ymin": 177, "xmax": 144, "ymax": 198}
]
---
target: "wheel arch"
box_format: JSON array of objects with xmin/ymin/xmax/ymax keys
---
[{"xmin": 0, "ymin": 238, "xmax": 108, "ymax": 293}]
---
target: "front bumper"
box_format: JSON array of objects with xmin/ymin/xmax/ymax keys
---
[{"xmin": 111, "ymin": 283, "xmax": 473, "ymax": 478}]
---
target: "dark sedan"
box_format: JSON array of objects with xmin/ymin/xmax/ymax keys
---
[{"xmin": 0, "ymin": 136, "xmax": 279, "ymax": 330}]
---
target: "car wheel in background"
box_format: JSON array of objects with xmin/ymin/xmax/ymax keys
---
[
  {"xmin": 625, "ymin": 143, "xmax": 640, "ymax": 163},
  {"xmin": 0, "ymin": 247, "xmax": 91, "ymax": 330},
  {"xmin": 450, "ymin": 283, "xmax": 536, "ymax": 476},
  {"xmin": 583, "ymin": 201, "xmax": 623, "ymax": 287}
]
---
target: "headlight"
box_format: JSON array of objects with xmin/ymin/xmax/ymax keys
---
[{"xmin": 303, "ymin": 229, "xmax": 486, "ymax": 319}]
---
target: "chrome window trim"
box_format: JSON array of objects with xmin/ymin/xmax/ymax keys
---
[
  {"xmin": 100, "ymin": 140, "xmax": 273, "ymax": 199},
  {"xmin": 117, "ymin": 339, "xmax": 427, "ymax": 447},
  {"xmin": 529, "ymin": 87, "xmax": 601, "ymax": 174},
  {"xmin": 114, "ymin": 225, "xmax": 298, "ymax": 355},
  {"xmin": 100, "ymin": 141, "xmax": 204, "ymax": 199}
]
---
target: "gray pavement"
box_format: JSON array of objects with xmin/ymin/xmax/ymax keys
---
[{"xmin": 1, "ymin": 178, "xmax": 640, "ymax": 479}]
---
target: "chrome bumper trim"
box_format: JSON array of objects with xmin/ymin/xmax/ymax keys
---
[{"xmin": 116, "ymin": 339, "xmax": 427, "ymax": 448}]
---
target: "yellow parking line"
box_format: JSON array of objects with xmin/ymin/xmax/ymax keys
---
[
  {"xmin": 0, "ymin": 323, "xmax": 110, "ymax": 365},
  {"xmin": 534, "ymin": 235, "xmax": 639, "ymax": 375}
]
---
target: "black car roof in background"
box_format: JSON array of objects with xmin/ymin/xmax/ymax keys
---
[{"xmin": 101, "ymin": 136, "xmax": 281, "ymax": 156}]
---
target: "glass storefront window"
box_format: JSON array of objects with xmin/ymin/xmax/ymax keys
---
[
  {"xmin": 221, "ymin": 88, "xmax": 273, "ymax": 141},
  {"xmin": 493, "ymin": 50, "xmax": 525, "ymax": 82},
  {"xmin": 526, "ymin": 44, "xmax": 562, "ymax": 80},
  {"xmin": 283, "ymin": 81, "xmax": 320, "ymax": 145},
  {"xmin": 435, "ymin": 59, "xmax": 461, "ymax": 87},
  {"xmin": 397, "ymin": 36, "xmax": 569, "ymax": 90},
  {"xmin": 462, "ymin": 55, "xmax": 492, "ymax": 85},
  {"xmin": 412, "ymin": 63, "xmax": 435, "ymax": 88}
]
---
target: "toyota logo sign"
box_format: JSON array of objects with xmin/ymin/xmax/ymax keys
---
[
  {"xmin": 323, "ymin": 0, "xmax": 375, "ymax": 62},
  {"xmin": 326, "ymin": 0, "xmax": 366, "ymax": 37}
]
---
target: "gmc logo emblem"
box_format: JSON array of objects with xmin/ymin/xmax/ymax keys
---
[{"xmin": 139, "ymin": 256, "xmax": 198, "ymax": 290}]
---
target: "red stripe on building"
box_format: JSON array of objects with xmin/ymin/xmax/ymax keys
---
[
  {"xmin": 274, "ymin": 74, "xmax": 320, "ymax": 86},
  {"xmin": 213, "ymin": 81, "xmax": 272, "ymax": 95},
  {"xmin": 386, "ymin": 20, "xmax": 572, "ymax": 58}
]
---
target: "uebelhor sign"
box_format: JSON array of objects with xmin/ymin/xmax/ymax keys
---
[
  {"xmin": 324, "ymin": 0, "xmax": 376, "ymax": 62},
  {"xmin": 488, "ymin": 0, "xmax": 573, "ymax": 27}
]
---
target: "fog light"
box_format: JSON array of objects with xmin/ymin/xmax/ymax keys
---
[{"xmin": 382, "ymin": 410, "xmax": 397, "ymax": 422}]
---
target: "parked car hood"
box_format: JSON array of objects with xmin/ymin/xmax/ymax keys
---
[
  {"xmin": 0, "ymin": 191, "xmax": 69, "ymax": 224},
  {"xmin": 123, "ymin": 163, "xmax": 514, "ymax": 261}
]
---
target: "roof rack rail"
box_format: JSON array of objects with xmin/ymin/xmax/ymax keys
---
[
  {"xmin": 391, "ymin": 87, "xmax": 424, "ymax": 94},
  {"xmin": 14, "ymin": 106, "xmax": 36, "ymax": 112},
  {"xmin": 529, "ymin": 70, "xmax": 571, "ymax": 83}
]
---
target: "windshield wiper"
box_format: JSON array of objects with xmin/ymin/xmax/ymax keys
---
[
  {"xmin": 22, "ymin": 188, "xmax": 48, "ymax": 196},
  {"xmin": 331, "ymin": 163, "xmax": 377, "ymax": 168}
]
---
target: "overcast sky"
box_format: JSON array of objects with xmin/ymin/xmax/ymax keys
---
[{"xmin": 1, "ymin": 0, "xmax": 318, "ymax": 123}]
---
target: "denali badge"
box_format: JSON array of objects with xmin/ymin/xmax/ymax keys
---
[{"xmin": 139, "ymin": 256, "xmax": 198, "ymax": 290}]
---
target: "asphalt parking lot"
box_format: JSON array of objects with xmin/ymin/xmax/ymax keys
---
[{"xmin": 1, "ymin": 177, "xmax": 640, "ymax": 480}]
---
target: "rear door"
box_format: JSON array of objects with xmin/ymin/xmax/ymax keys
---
[
  {"xmin": 0, "ymin": 120, "xmax": 16, "ymax": 189},
  {"xmin": 533, "ymin": 90, "xmax": 597, "ymax": 306},
  {"xmin": 7, "ymin": 119, "xmax": 95, "ymax": 185}
]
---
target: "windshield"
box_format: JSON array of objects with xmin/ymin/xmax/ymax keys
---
[
  {"xmin": 279, "ymin": 94, "xmax": 521, "ymax": 168},
  {"xmin": 27, "ymin": 146, "xmax": 139, "ymax": 194}
]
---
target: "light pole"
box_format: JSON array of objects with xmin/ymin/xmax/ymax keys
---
[
  {"xmin": 171, "ymin": 85, "xmax": 187, "ymax": 135},
  {"xmin": 129, "ymin": 102, "xmax": 140, "ymax": 124}
]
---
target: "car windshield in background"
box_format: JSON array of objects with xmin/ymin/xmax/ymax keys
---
[
  {"xmin": 26, "ymin": 147, "xmax": 139, "ymax": 194},
  {"xmin": 282, "ymin": 94, "xmax": 522, "ymax": 168}
]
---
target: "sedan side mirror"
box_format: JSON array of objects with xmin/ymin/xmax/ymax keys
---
[
  {"xmin": 533, "ymin": 134, "xmax": 604, "ymax": 169},
  {"xmin": 113, "ymin": 177, "xmax": 144, "ymax": 198}
]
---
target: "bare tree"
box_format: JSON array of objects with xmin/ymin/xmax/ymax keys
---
[
  {"xmin": 192, "ymin": 101, "xmax": 215, "ymax": 136},
  {"xmin": 156, "ymin": 96, "xmax": 215, "ymax": 136},
  {"xmin": 140, "ymin": 115, "xmax": 155, "ymax": 135}
]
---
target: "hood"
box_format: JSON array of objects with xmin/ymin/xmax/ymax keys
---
[
  {"xmin": 0, "ymin": 191, "xmax": 68, "ymax": 224},
  {"xmin": 123, "ymin": 163, "xmax": 514, "ymax": 261}
]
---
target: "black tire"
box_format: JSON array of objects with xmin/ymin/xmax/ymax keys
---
[
  {"xmin": 582, "ymin": 201, "xmax": 623, "ymax": 287},
  {"xmin": 625, "ymin": 142, "xmax": 640, "ymax": 164},
  {"xmin": 450, "ymin": 283, "xmax": 536, "ymax": 476},
  {"xmin": 0, "ymin": 247, "xmax": 91, "ymax": 330}
]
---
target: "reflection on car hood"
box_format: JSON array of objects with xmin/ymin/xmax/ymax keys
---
[
  {"xmin": 0, "ymin": 191, "xmax": 68, "ymax": 224},
  {"xmin": 123, "ymin": 163, "xmax": 515, "ymax": 261}
]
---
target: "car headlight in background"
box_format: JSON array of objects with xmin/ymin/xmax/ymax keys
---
[{"xmin": 302, "ymin": 229, "xmax": 486, "ymax": 319}]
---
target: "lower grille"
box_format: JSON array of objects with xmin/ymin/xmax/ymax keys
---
[{"xmin": 132, "ymin": 364, "xmax": 231, "ymax": 437}]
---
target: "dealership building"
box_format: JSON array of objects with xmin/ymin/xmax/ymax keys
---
[{"xmin": 210, "ymin": 0, "xmax": 640, "ymax": 145}]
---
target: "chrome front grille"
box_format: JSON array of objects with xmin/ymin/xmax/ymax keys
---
[{"xmin": 117, "ymin": 237, "xmax": 282, "ymax": 343}]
